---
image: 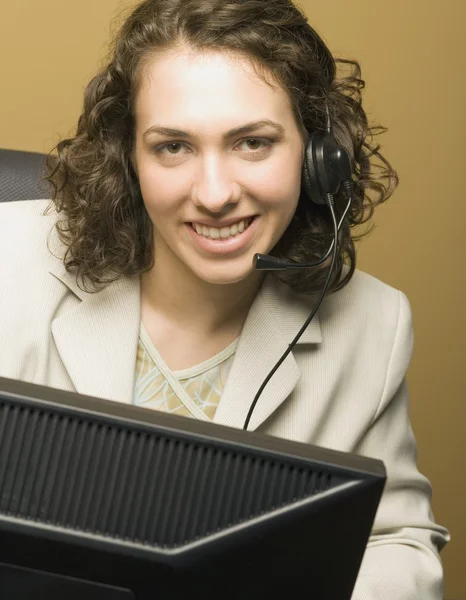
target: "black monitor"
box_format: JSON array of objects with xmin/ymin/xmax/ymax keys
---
[{"xmin": 0, "ymin": 376, "xmax": 385, "ymax": 600}]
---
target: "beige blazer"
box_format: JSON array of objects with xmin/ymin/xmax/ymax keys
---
[{"xmin": 0, "ymin": 200, "xmax": 449, "ymax": 599}]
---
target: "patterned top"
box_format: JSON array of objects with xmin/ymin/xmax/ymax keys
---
[{"xmin": 133, "ymin": 322, "xmax": 237, "ymax": 421}]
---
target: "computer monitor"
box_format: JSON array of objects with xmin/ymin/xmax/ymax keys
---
[{"xmin": 0, "ymin": 376, "xmax": 386, "ymax": 600}]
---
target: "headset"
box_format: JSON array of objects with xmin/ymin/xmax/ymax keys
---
[
  {"xmin": 243, "ymin": 105, "xmax": 355, "ymax": 430},
  {"xmin": 302, "ymin": 107, "xmax": 353, "ymax": 206},
  {"xmin": 253, "ymin": 105, "xmax": 354, "ymax": 271}
]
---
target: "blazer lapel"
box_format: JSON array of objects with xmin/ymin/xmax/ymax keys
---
[
  {"xmin": 214, "ymin": 277, "xmax": 322, "ymax": 431},
  {"xmin": 49, "ymin": 264, "xmax": 140, "ymax": 405}
]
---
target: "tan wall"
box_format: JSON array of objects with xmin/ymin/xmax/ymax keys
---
[{"xmin": 1, "ymin": 0, "xmax": 465, "ymax": 597}]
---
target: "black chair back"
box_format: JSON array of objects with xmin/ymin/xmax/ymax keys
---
[{"xmin": 0, "ymin": 149, "xmax": 52, "ymax": 203}]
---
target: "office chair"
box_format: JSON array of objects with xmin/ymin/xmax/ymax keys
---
[{"xmin": 0, "ymin": 148, "xmax": 52, "ymax": 203}]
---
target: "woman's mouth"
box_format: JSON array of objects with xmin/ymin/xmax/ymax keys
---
[
  {"xmin": 190, "ymin": 217, "xmax": 254, "ymax": 241},
  {"xmin": 186, "ymin": 216, "xmax": 258, "ymax": 255}
]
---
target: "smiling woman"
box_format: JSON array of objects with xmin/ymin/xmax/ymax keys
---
[{"xmin": 0, "ymin": 0, "xmax": 449, "ymax": 599}]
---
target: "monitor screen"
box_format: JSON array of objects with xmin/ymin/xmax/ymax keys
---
[{"xmin": 0, "ymin": 376, "xmax": 386, "ymax": 599}]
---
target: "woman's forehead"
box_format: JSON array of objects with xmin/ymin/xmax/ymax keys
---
[{"xmin": 134, "ymin": 48, "xmax": 295, "ymax": 134}]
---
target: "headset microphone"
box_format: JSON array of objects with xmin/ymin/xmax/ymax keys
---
[{"xmin": 243, "ymin": 106, "xmax": 354, "ymax": 430}]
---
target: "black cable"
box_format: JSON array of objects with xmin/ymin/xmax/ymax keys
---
[{"xmin": 243, "ymin": 183, "xmax": 353, "ymax": 430}]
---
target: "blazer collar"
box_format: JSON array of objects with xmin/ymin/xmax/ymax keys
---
[
  {"xmin": 258, "ymin": 275, "xmax": 322, "ymax": 345},
  {"xmin": 213, "ymin": 276, "xmax": 322, "ymax": 431}
]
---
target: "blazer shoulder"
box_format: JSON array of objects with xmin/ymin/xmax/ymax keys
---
[
  {"xmin": 330, "ymin": 268, "xmax": 410, "ymax": 315},
  {"xmin": 0, "ymin": 200, "xmax": 66, "ymax": 283},
  {"xmin": 319, "ymin": 268, "xmax": 413, "ymax": 354},
  {"xmin": 0, "ymin": 198, "xmax": 55, "ymax": 231}
]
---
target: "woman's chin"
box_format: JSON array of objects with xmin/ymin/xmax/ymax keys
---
[{"xmin": 191, "ymin": 263, "xmax": 260, "ymax": 287}]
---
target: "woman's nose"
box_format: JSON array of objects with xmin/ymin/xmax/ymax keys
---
[{"xmin": 191, "ymin": 156, "xmax": 241, "ymax": 213}]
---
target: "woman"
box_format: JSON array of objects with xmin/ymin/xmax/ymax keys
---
[{"xmin": 0, "ymin": 0, "xmax": 449, "ymax": 597}]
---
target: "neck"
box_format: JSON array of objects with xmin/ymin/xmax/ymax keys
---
[{"xmin": 140, "ymin": 253, "xmax": 264, "ymax": 336}]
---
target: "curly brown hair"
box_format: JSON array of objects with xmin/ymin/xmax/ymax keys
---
[{"xmin": 45, "ymin": 0, "xmax": 398, "ymax": 294}]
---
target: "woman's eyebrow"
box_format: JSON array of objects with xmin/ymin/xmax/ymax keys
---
[{"xmin": 142, "ymin": 119, "xmax": 285, "ymax": 140}]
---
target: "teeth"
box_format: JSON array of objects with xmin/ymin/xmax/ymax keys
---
[{"xmin": 193, "ymin": 218, "xmax": 251, "ymax": 240}]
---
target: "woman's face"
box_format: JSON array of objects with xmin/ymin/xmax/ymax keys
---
[{"xmin": 133, "ymin": 48, "xmax": 304, "ymax": 286}]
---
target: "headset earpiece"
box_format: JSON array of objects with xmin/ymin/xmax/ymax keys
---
[{"xmin": 302, "ymin": 108, "xmax": 353, "ymax": 205}]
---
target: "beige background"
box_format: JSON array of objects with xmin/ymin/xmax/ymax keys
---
[{"xmin": 1, "ymin": 0, "xmax": 465, "ymax": 597}]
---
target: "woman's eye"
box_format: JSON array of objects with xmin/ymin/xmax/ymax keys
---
[
  {"xmin": 152, "ymin": 142, "xmax": 190, "ymax": 158},
  {"xmin": 238, "ymin": 138, "xmax": 270, "ymax": 152},
  {"xmin": 161, "ymin": 142, "xmax": 184, "ymax": 155}
]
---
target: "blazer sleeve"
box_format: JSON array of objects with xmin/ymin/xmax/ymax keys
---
[{"xmin": 351, "ymin": 291, "xmax": 450, "ymax": 600}]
